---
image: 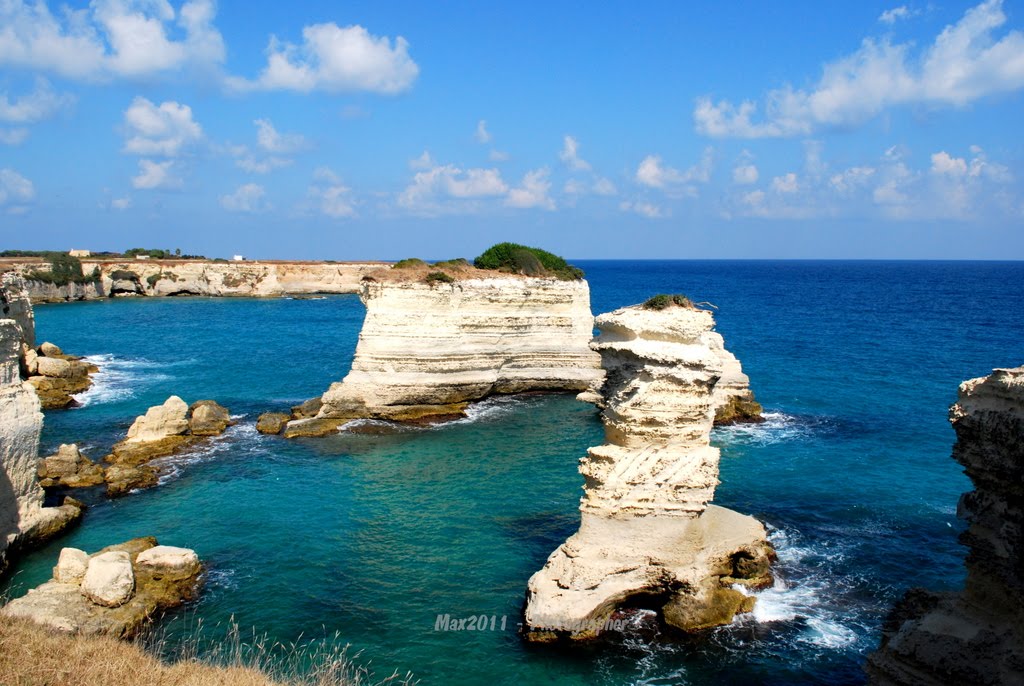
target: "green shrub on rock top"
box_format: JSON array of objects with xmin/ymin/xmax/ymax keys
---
[
  {"xmin": 642, "ymin": 294, "xmax": 694, "ymax": 310},
  {"xmin": 473, "ymin": 243, "xmax": 583, "ymax": 280},
  {"xmin": 23, "ymin": 253, "xmax": 100, "ymax": 286}
]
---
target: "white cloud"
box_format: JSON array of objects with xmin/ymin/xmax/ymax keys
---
[
  {"xmin": 228, "ymin": 23, "xmax": 418, "ymax": 94},
  {"xmin": 111, "ymin": 196, "xmax": 131, "ymax": 210},
  {"xmin": 307, "ymin": 168, "xmax": 356, "ymax": 218},
  {"xmin": 636, "ymin": 148, "xmax": 712, "ymax": 193},
  {"xmin": 506, "ymin": 168, "xmax": 555, "ymax": 210},
  {"xmin": 0, "ymin": 128, "xmax": 29, "ymax": 145},
  {"xmin": 559, "ymin": 135, "xmax": 591, "ymax": 171},
  {"xmin": 733, "ymin": 162, "xmax": 759, "ymax": 185},
  {"xmin": 830, "ymin": 166, "xmax": 876, "ymax": 192},
  {"xmin": 220, "ymin": 183, "xmax": 268, "ymax": 212},
  {"xmin": 695, "ymin": 0, "xmax": 1024, "ymax": 138},
  {"xmin": 488, "ymin": 148, "xmax": 509, "ymax": 162},
  {"xmin": 0, "ymin": 0, "xmax": 224, "ymax": 81},
  {"xmin": 122, "ymin": 97, "xmax": 202, "ymax": 157},
  {"xmin": 930, "ymin": 151, "xmax": 968, "ymax": 176},
  {"xmin": 619, "ymin": 200, "xmax": 664, "ymax": 218},
  {"xmin": 0, "ymin": 168, "xmax": 34, "ymax": 210},
  {"xmin": 409, "ymin": 150, "xmax": 434, "ymax": 170},
  {"xmin": 772, "ymin": 172, "xmax": 799, "ymax": 193},
  {"xmin": 132, "ymin": 159, "xmax": 182, "ymax": 189},
  {"xmin": 0, "ymin": 78, "xmax": 73, "ymax": 123},
  {"xmin": 254, "ymin": 118, "xmax": 305, "ymax": 153},
  {"xmin": 399, "ymin": 164, "xmax": 508, "ymax": 213},
  {"xmin": 879, "ymin": 6, "xmax": 916, "ymax": 24},
  {"xmin": 474, "ymin": 119, "xmax": 491, "ymax": 144},
  {"xmin": 593, "ymin": 177, "xmax": 617, "ymax": 196},
  {"xmin": 235, "ymin": 155, "xmax": 291, "ymax": 174}
]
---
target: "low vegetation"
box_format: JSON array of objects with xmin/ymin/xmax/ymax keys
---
[
  {"xmin": 125, "ymin": 248, "xmax": 205, "ymax": 260},
  {"xmin": 110, "ymin": 269, "xmax": 141, "ymax": 281},
  {"xmin": 642, "ymin": 294, "xmax": 694, "ymax": 310},
  {"xmin": 23, "ymin": 253, "xmax": 100, "ymax": 286},
  {"xmin": 0, "ymin": 614, "xmax": 413, "ymax": 686},
  {"xmin": 473, "ymin": 242, "xmax": 583, "ymax": 280},
  {"xmin": 424, "ymin": 271, "xmax": 454, "ymax": 284},
  {"xmin": 391, "ymin": 258, "xmax": 427, "ymax": 269}
]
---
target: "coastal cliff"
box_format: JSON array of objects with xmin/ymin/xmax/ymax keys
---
[
  {"xmin": 866, "ymin": 366, "xmax": 1024, "ymax": 685},
  {"xmin": 286, "ymin": 275, "xmax": 603, "ymax": 434},
  {"xmin": 0, "ymin": 276, "xmax": 81, "ymax": 573},
  {"xmin": 523, "ymin": 302, "xmax": 772, "ymax": 641},
  {"xmin": 3, "ymin": 259, "xmax": 386, "ymax": 302}
]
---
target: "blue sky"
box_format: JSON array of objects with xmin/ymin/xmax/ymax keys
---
[{"xmin": 1, "ymin": 1, "xmax": 1022, "ymax": 260}]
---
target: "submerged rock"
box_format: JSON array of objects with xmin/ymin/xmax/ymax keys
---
[
  {"xmin": 524, "ymin": 301, "xmax": 772, "ymax": 641},
  {"xmin": 1, "ymin": 537, "xmax": 203, "ymax": 637},
  {"xmin": 866, "ymin": 366, "xmax": 1024, "ymax": 685}
]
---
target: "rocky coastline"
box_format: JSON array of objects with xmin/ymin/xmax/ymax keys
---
[
  {"xmin": 2, "ymin": 258, "xmax": 387, "ymax": 303},
  {"xmin": 866, "ymin": 366, "xmax": 1024, "ymax": 685},
  {"xmin": 278, "ymin": 272, "xmax": 603, "ymax": 436},
  {"xmin": 523, "ymin": 301, "xmax": 773, "ymax": 641}
]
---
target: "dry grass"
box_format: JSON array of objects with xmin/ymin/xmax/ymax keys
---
[{"xmin": 0, "ymin": 614, "xmax": 414, "ymax": 686}]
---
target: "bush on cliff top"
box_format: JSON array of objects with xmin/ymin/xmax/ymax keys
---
[
  {"xmin": 473, "ymin": 243, "xmax": 583, "ymax": 280},
  {"xmin": 424, "ymin": 271, "xmax": 455, "ymax": 284},
  {"xmin": 642, "ymin": 294, "xmax": 694, "ymax": 310},
  {"xmin": 24, "ymin": 253, "xmax": 100, "ymax": 286}
]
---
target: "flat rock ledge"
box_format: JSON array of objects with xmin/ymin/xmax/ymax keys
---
[
  {"xmin": 23, "ymin": 341, "xmax": 98, "ymax": 410},
  {"xmin": 1, "ymin": 537, "xmax": 202, "ymax": 637}
]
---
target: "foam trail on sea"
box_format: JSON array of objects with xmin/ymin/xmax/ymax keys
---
[
  {"xmin": 713, "ymin": 411, "xmax": 829, "ymax": 447},
  {"xmin": 72, "ymin": 354, "xmax": 174, "ymax": 407}
]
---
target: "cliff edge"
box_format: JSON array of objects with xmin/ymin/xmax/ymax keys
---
[{"xmin": 866, "ymin": 366, "xmax": 1024, "ymax": 685}]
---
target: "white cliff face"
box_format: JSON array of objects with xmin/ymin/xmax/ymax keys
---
[
  {"xmin": 301, "ymin": 277, "xmax": 602, "ymax": 430},
  {"xmin": 0, "ymin": 277, "xmax": 80, "ymax": 572},
  {"xmin": 524, "ymin": 303, "xmax": 772, "ymax": 640},
  {"xmin": 7, "ymin": 259, "xmax": 386, "ymax": 302},
  {"xmin": 867, "ymin": 366, "xmax": 1024, "ymax": 686}
]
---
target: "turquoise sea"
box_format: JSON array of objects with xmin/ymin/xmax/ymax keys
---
[{"xmin": 4, "ymin": 260, "xmax": 1024, "ymax": 685}]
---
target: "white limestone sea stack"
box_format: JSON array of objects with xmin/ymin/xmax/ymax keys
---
[
  {"xmin": 523, "ymin": 301, "xmax": 773, "ymax": 641},
  {"xmin": 0, "ymin": 275, "xmax": 82, "ymax": 573},
  {"xmin": 284, "ymin": 274, "xmax": 603, "ymax": 436}
]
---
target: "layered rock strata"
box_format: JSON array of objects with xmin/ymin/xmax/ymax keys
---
[
  {"xmin": 38, "ymin": 444, "xmax": 105, "ymax": 489},
  {"xmin": 284, "ymin": 277, "xmax": 603, "ymax": 436},
  {"xmin": 1, "ymin": 537, "xmax": 202, "ymax": 636},
  {"xmin": 0, "ymin": 277, "xmax": 82, "ymax": 573},
  {"xmin": 102, "ymin": 397, "xmax": 232, "ymax": 496},
  {"xmin": 866, "ymin": 366, "xmax": 1024, "ymax": 685},
  {"xmin": 710, "ymin": 341, "xmax": 763, "ymax": 424},
  {"xmin": 23, "ymin": 341, "xmax": 97, "ymax": 409},
  {"xmin": 524, "ymin": 303, "xmax": 772, "ymax": 641},
  {"xmin": 2, "ymin": 259, "xmax": 386, "ymax": 302}
]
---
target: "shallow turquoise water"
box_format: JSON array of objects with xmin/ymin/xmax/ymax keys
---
[{"xmin": 5, "ymin": 261, "xmax": 1024, "ymax": 685}]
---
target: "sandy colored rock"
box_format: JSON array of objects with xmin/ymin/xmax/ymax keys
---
[
  {"xmin": 0, "ymin": 276, "xmax": 82, "ymax": 573},
  {"xmin": 21, "ymin": 347, "xmax": 38, "ymax": 375},
  {"xmin": 2, "ymin": 537, "xmax": 203, "ymax": 637},
  {"xmin": 256, "ymin": 412, "xmax": 291, "ymax": 435},
  {"xmin": 136, "ymin": 545, "xmax": 200, "ymax": 580},
  {"xmin": 125, "ymin": 396, "xmax": 189, "ymax": 443},
  {"xmin": 53, "ymin": 547, "xmax": 89, "ymax": 584},
  {"xmin": 309, "ymin": 276, "xmax": 603, "ymax": 427},
  {"xmin": 290, "ymin": 397, "xmax": 323, "ymax": 419},
  {"xmin": 867, "ymin": 366, "xmax": 1024, "ymax": 685},
  {"xmin": 524, "ymin": 302, "xmax": 772, "ymax": 640},
  {"xmin": 81, "ymin": 551, "xmax": 135, "ymax": 608},
  {"xmin": 37, "ymin": 341, "xmax": 62, "ymax": 357},
  {"xmin": 103, "ymin": 464, "xmax": 159, "ymax": 497},
  {"xmin": 188, "ymin": 399, "xmax": 231, "ymax": 436},
  {"xmin": 38, "ymin": 444, "xmax": 105, "ymax": 489}
]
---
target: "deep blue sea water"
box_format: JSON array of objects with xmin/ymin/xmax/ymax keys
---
[{"xmin": 4, "ymin": 260, "xmax": 1023, "ymax": 685}]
